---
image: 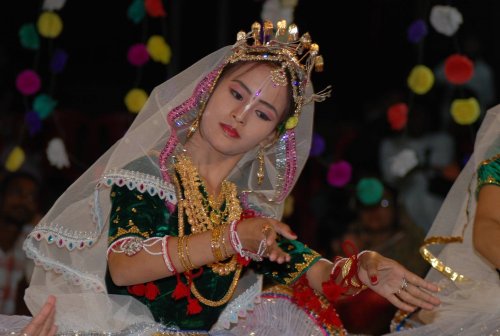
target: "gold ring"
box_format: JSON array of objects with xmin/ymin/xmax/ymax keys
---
[
  {"xmin": 261, "ymin": 224, "xmax": 272, "ymax": 235},
  {"xmin": 401, "ymin": 277, "xmax": 409, "ymax": 291}
]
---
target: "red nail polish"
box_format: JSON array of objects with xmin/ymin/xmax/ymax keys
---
[{"xmin": 370, "ymin": 275, "xmax": 378, "ymax": 283}]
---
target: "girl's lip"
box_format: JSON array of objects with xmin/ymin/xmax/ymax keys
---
[{"xmin": 220, "ymin": 123, "xmax": 240, "ymax": 138}]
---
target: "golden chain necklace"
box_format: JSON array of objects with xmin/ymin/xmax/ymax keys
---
[
  {"xmin": 172, "ymin": 152, "xmax": 243, "ymax": 306},
  {"xmin": 173, "ymin": 153, "xmax": 242, "ymax": 234}
]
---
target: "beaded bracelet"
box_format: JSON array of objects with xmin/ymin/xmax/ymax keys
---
[
  {"xmin": 228, "ymin": 219, "xmax": 267, "ymax": 262},
  {"xmin": 107, "ymin": 235, "xmax": 177, "ymax": 274}
]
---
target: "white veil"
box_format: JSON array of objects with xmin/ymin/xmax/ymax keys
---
[
  {"xmin": 22, "ymin": 32, "xmax": 318, "ymax": 332},
  {"xmin": 388, "ymin": 105, "xmax": 500, "ymax": 335}
]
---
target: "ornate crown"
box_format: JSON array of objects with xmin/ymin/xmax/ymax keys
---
[{"xmin": 227, "ymin": 19, "xmax": 331, "ymax": 131}]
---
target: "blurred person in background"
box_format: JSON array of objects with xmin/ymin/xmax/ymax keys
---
[
  {"xmin": 0, "ymin": 171, "xmax": 40, "ymax": 315},
  {"xmin": 330, "ymin": 177, "xmax": 428, "ymax": 336},
  {"xmin": 379, "ymin": 102, "xmax": 457, "ymax": 233}
]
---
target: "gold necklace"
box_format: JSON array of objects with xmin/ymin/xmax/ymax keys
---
[
  {"xmin": 173, "ymin": 153, "xmax": 242, "ymax": 234},
  {"xmin": 171, "ymin": 152, "xmax": 243, "ymax": 306}
]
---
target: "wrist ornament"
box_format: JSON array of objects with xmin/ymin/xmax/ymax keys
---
[
  {"xmin": 228, "ymin": 210, "xmax": 267, "ymax": 263},
  {"xmin": 322, "ymin": 240, "xmax": 368, "ymax": 301}
]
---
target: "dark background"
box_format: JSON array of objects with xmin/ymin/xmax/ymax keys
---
[{"xmin": 0, "ymin": 0, "xmax": 498, "ymax": 223}]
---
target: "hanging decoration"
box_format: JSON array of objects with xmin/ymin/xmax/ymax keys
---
[
  {"xmin": 327, "ymin": 160, "xmax": 352, "ymax": 188},
  {"xmin": 407, "ymin": 65, "xmax": 434, "ymax": 95},
  {"xmin": 19, "ymin": 23, "xmax": 40, "ymax": 50},
  {"xmin": 25, "ymin": 111, "xmax": 43, "ymax": 136},
  {"xmin": 127, "ymin": 43, "xmax": 150, "ymax": 66},
  {"xmin": 5, "ymin": 146, "xmax": 26, "ymax": 172},
  {"xmin": 124, "ymin": 88, "xmax": 149, "ymax": 114},
  {"xmin": 8, "ymin": 2, "xmax": 68, "ymax": 172},
  {"xmin": 387, "ymin": 102, "xmax": 408, "ymax": 131},
  {"xmin": 429, "ymin": 5, "xmax": 463, "ymax": 37},
  {"xmin": 50, "ymin": 49, "xmax": 69, "ymax": 73},
  {"xmin": 389, "ymin": 149, "xmax": 419, "ymax": 178},
  {"xmin": 47, "ymin": 138, "xmax": 71, "ymax": 169},
  {"xmin": 145, "ymin": 0, "xmax": 166, "ymax": 17},
  {"xmin": 124, "ymin": 0, "xmax": 171, "ymax": 113},
  {"xmin": 356, "ymin": 178, "xmax": 384, "ymax": 206},
  {"xmin": 450, "ymin": 97, "xmax": 481, "ymax": 125},
  {"xmin": 147, "ymin": 35, "xmax": 171, "ymax": 64},
  {"xmin": 33, "ymin": 94, "xmax": 58, "ymax": 120},
  {"xmin": 309, "ymin": 132, "xmax": 326, "ymax": 157},
  {"xmin": 444, "ymin": 54, "xmax": 474, "ymax": 85},
  {"xmin": 407, "ymin": 19, "xmax": 428, "ymax": 44},
  {"xmin": 37, "ymin": 11, "xmax": 64, "ymax": 38},
  {"xmin": 16, "ymin": 69, "xmax": 42, "ymax": 96},
  {"xmin": 43, "ymin": 0, "xmax": 67, "ymax": 11}
]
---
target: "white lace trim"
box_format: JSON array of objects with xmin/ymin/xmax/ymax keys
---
[
  {"xmin": 23, "ymin": 237, "xmax": 106, "ymax": 292},
  {"xmin": 99, "ymin": 168, "xmax": 177, "ymax": 204},
  {"xmin": 23, "ymin": 169, "xmax": 177, "ymax": 293},
  {"xmin": 211, "ymin": 274, "xmax": 263, "ymax": 330}
]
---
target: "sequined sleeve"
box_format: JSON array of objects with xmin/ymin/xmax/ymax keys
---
[
  {"xmin": 252, "ymin": 235, "xmax": 321, "ymax": 285},
  {"xmin": 108, "ymin": 185, "xmax": 173, "ymax": 246},
  {"xmin": 477, "ymin": 153, "xmax": 500, "ymax": 193}
]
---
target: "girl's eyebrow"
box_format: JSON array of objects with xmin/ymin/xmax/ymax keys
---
[{"xmin": 232, "ymin": 79, "xmax": 279, "ymax": 117}]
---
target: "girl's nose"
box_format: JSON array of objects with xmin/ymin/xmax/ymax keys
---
[{"xmin": 232, "ymin": 105, "xmax": 251, "ymax": 124}]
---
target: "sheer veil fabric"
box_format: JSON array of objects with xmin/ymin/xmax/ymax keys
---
[
  {"xmin": 387, "ymin": 105, "xmax": 500, "ymax": 335},
  {"xmin": 22, "ymin": 42, "xmax": 316, "ymax": 333}
]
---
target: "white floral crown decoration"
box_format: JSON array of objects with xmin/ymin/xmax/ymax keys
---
[{"xmin": 227, "ymin": 19, "xmax": 331, "ymax": 132}]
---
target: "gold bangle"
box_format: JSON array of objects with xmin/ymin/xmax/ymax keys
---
[
  {"xmin": 341, "ymin": 256, "xmax": 364, "ymax": 289},
  {"xmin": 177, "ymin": 235, "xmax": 192, "ymax": 272},
  {"xmin": 219, "ymin": 224, "xmax": 230, "ymax": 259},
  {"xmin": 184, "ymin": 234, "xmax": 197, "ymax": 270},
  {"xmin": 341, "ymin": 256, "xmax": 353, "ymax": 279},
  {"xmin": 211, "ymin": 226, "xmax": 225, "ymax": 262}
]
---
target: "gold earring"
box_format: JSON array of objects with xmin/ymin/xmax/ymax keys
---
[
  {"xmin": 257, "ymin": 147, "xmax": 265, "ymax": 185},
  {"xmin": 187, "ymin": 118, "xmax": 199, "ymax": 139}
]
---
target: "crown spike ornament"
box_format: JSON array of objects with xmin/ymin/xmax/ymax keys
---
[{"xmin": 231, "ymin": 20, "xmax": 331, "ymax": 131}]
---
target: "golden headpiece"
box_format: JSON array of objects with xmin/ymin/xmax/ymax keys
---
[{"xmin": 228, "ymin": 19, "xmax": 331, "ymax": 131}]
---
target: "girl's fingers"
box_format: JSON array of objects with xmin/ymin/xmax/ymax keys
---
[
  {"xmin": 396, "ymin": 285, "xmax": 436, "ymax": 310},
  {"xmin": 405, "ymin": 271, "xmax": 440, "ymax": 293},
  {"xmin": 23, "ymin": 295, "xmax": 56, "ymax": 336},
  {"xmin": 271, "ymin": 219, "xmax": 297, "ymax": 240},
  {"xmin": 387, "ymin": 293, "xmax": 418, "ymax": 313},
  {"xmin": 266, "ymin": 243, "xmax": 290, "ymax": 263}
]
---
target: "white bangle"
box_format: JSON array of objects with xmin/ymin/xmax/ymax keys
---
[
  {"xmin": 330, "ymin": 257, "xmax": 348, "ymax": 275},
  {"xmin": 161, "ymin": 235, "xmax": 175, "ymax": 273}
]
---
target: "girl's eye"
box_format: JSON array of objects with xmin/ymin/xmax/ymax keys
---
[
  {"xmin": 256, "ymin": 111, "xmax": 271, "ymax": 121},
  {"xmin": 230, "ymin": 89, "xmax": 243, "ymax": 100}
]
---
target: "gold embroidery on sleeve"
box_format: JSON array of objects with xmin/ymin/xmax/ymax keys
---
[{"xmin": 284, "ymin": 251, "xmax": 321, "ymax": 284}]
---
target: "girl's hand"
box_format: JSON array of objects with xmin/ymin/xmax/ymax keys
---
[
  {"xmin": 22, "ymin": 295, "xmax": 58, "ymax": 336},
  {"xmin": 236, "ymin": 217, "xmax": 296, "ymax": 264},
  {"xmin": 357, "ymin": 251, "xmax": 441, "ymax": 312}
]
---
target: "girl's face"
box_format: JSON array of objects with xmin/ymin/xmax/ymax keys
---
[{"xmin": 198, "ymin": 62, "xmax": 289, "ymax": 157}]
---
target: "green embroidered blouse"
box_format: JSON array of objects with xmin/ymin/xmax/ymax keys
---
[
  {"xmin": 477, "ymin": 153, "xmax": 500, "ymax": 193},
  {"xmin": 105, "ymin": 181, "xmax": 321, "ymax": 331}
]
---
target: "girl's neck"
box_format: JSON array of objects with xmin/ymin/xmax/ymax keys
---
[{"xmin": 183, "ymin": 134, "xmax": 243, "ymax": 196}]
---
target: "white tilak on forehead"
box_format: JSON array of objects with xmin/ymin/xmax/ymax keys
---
[{"xmin": 243, "ymin": 75, "xmax": 275, "ymax": 112}]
